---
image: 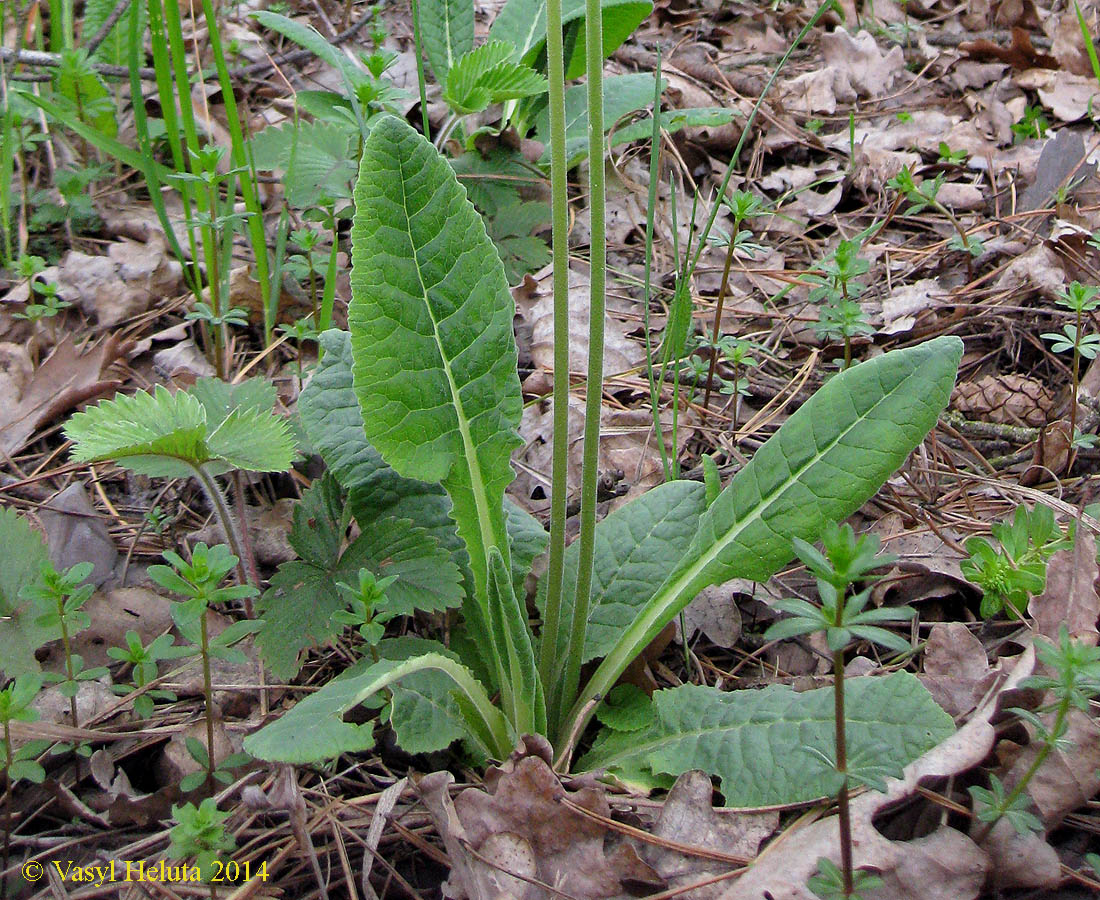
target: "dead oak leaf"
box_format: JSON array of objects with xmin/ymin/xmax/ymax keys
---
[
  {"xmin": 418, "ymin": 752, "xmax": 661, "ymax": 900},
  {"xmin": 960, "ymin": 26, "xmax": 1058, "ymax": 69},
  {"xmin": 0, "ymin": 336, "xmax": 124, "ymax": 457}
]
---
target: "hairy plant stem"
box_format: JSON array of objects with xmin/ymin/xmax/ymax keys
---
[
  {"xmin": 833, "ymin": 648, "xmax": 854, "ymax": 898},
  {"xmin": 56, "ymin": 596, "xmax": 78, "ymax": 728},
  {"xmin": 537, "ymin": 0, "xmax": 572, "ymax": 728},
  {"xmin": 701, "ymin": 227, "xmax": 739, "ymax": 412},
  {"xmin": 557, "ymin": 0, "xmax": 607, "ymax": 749},
  {"xmin": 194, "ymin": 466, "xmax": 255, "ymax": 614}
]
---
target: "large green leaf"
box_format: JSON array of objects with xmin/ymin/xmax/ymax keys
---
[
  {"xmin": 489, "ymin": 0, "xmax": 651, "ymax": 77},
  {"xmin": 0, "ymin": 508, "xmax": 53, "ymax": 676},
  {"xmin": 244, "ymin": 652, "xmax": 512, "ymax": 763},
  {"xmin": 256, "ymin": 475, "xmax": 462, "ymax": 679},
  {"xmin": 420, "ymin": 0, "xmax": 473, "ymax": 82},
  {"xmin": 534, "ymin": 74, "xmax": 662, "ymax": 166},
  {"xmin": 349, "ymin": 115, "xmax": 523, "ymax": 601},
  {"xmin": 301, "ymin": 329, "xmax": 545, "ymax": 600},
  {"xmin": 536, "ymin": 479, "xmax": 705, "ymax": 665},
  {"xmin": 580, "ymin": 673, "xmax": 954, "ymax": 807},
  {"xmin": 566, "ymin": 337, "xmax": 963, "ymax": 734}
]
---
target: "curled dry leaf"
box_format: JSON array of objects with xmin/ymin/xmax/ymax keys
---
[
  {"xmin": 417, "ymin": 739, "xmax": 662, "ymax": 900},
  {"xmin": 819, "ymin": 28, "xmax": 906, "ymax": 99},
  {"xmin": 718, "ymin": 646, "xmax": 1035, "ymax": 900}
]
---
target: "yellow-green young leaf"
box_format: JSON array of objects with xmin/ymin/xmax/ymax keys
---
[
  {"xmin": 580, "ymin": 672, "xmax": 954, "ymax": 806},
  {"xmin": 64, "ymin": 384, "xmax": 297, "ymax": 478},
  {"xmin": 443, "ymin": 41, "xmax": 547, "ymax": 115},
  {"xmin": 349, "ymin": 116, "xmax": 522, "ymax": 601},
  {"xmin": 0, "ymin": 508, "xmax": 53, "ymax": 676}
]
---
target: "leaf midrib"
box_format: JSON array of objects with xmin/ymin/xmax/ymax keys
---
[{"xmin": 393, "ymin": 141, "xmax": 499, "ymax": 566}]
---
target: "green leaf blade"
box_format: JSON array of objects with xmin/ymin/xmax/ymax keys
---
[
  {"xmin": 420, "ymin": 0, "xmax": 474, "ymax": 82},
  {"xmin": 581, "ymin": 672, "xmax": 954, "ymax": 807},
  {"xmin": 349, "ymin": 115, "xmax": 523, "ymax": 597}
]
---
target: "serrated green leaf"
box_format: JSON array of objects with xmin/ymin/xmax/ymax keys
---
[
  {"xmin": 256, "ymin": 475, "xmax": 461, "ymax": 679},
  {"xmin": 66, "ymin": 384, "xmax": 296, "ymax": 477},
  {"xmin": 536, "ymin": 479, "xmax": 705, "ymax": 665},
  {"xmin": 66, "ymin": 386, "xmax": 210, "ymax": 478},
  {"xmin": 0, "ymin": 510, "xmax": 52, "ymax": 677},
  {"xmin": 250, "ymin": 120, "xmax": 357, "ymax": 207},
  {"xmin": 443, "ymin": 41, "xmax": 546, "ymax": 114},
  {"xmin": 349, "ymin": 115, "xmax": 523, "ymax": 603},
  {"xmin": 420, "ymin": 0, "xmax": 473, "ymax": 82},
  {"xmin": 535, "ymin": 74, "xmax": 662, "ymax": 166},
  {"xmin": 569, "ymin": 337, "xmax": 964, "ymax": 733},
  {"xmin": 489, "ymin": 0, "xmax": 651, "ymax": 78},
  {"xmin": 581, "ymin": 672, "xmax": 954, "ymax": 806}
]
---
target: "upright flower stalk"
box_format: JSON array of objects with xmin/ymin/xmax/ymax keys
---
[
  {"xmin": 537, "ymin": 0, "xmax": 573, "ymax": 727},
  {"xmin": 556, "ymin": 0, "xmax": 607, "ymax": 745}
]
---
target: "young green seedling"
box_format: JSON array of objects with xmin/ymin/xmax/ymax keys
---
[
  {"xmin": 148, "ymin": 543, "xmax": 260, "ymax": 793},
  {"xmin": 20, "ymin": 561, "xmax": 109, "ymax": 745},
  {"xmin": 167, "ymin": 797, "xmax": 235, "ymax": 893},
  {"xmin": 806, "ymin": 237, "xmax": 872, "ymax": 369},
  {"xmin": 1040, "ymin": 281, "xmax": 1100, "ymax": 452},
  {"xmin": 702, "ymin": 190, "xmax": 768, "ymax": 409},
  {"xmin": 886, "ymin": 166, "xmax": 982, "ymax": 278},
  {"xmin": 108, "ymin": 630, "xmax": 191, "ymax": 720},
  {"xmin": 765, "ymin": 522, "xmax": 912, "ymax": 900},
  {"xmin": 333, "ymin": 568, "xmax": 400, "ymax": 660},
  {"xmin": 960, "ymin": 504, "xmax": 1071, "ymax": 619},
  {"xmin": 970, "ymin": 625, "xmax": 1100, "ymax": 841}
]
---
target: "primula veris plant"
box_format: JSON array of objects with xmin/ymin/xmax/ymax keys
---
[{"xmin": 244, "ymin": 113, "xmax": 963, "ymax": 788}]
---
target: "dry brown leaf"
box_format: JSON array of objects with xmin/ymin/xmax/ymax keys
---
[
  {"xmin": 1022, "ymin": 419, "xmax": 1073, "ymax": 484},
  {"xmin": 643, "ymin": 771, "xmax": 776, "ymax": 900},
  {"xmin": 38, "ymin": 482, "xmax": 117, "ymax": 587},
  {"xmin": 820, "ymin": 28, "xmax": 906, "ymax": 99},
  {"xmin": 991, "ymin": 242, "xmax": 1066, "ymax": 299},
  {"xmin": 878, "ymin": 279, "xmax": 944, "ymax": 336},
  {"xmin": 920, "ymin": 623, "xmax": 996, "ymax": 717},
  {"xmin": 57, "ymin": 237, "xmax": 182, "ymax": 327},
  {"xmin": 1029, "ymin": 527, "xmax": 1100, "ymax": 642},
  {"xmin": 953, "ymin": 374, "xmax": 1054, "ymax": 427},
  {"xmin": 960, "ymin": 26, "xmax": 1058, "ymax": 69},
  {"xmin": 679, "ymin": 585, "xmax": 742, "ymax": 648},
  {"xmin": 514, "ymin": 263, "xmax": 644, "ymax": 379},
  {"xmin": 0, "ymin": 336, "xmax": 124, "ymax": 457},
  {"xmin": 418, "ymin": 742, "xmax": 662, "ymax": 900},
  {"xmin": 1017, "ymin": 69, "xmax": 1100, "ymax": 122},
  {"xmin": 718, "ymin": 647, "xmax": 1036, "ymax": 900}
]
